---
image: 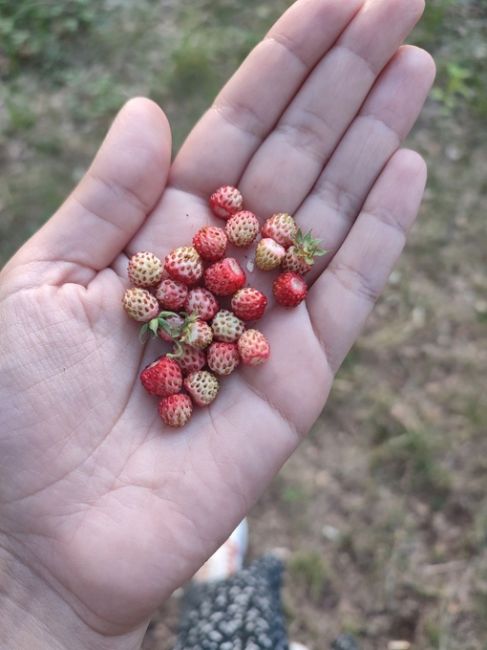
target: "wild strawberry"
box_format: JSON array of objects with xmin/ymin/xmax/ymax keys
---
[
  {"xmin": 261, "ymin": 213, "xmax": 297, "ymax": 248},
  {"xmin": 273, "ymin": 272, "xmax": 308, "ymax": 307},
  {"xmin": 170, "ymin": 343, "xmax": 206, "ymax": 375},
  {"xmin": 209, "ymin": 185, "xmax": 243, "ymax": 220},
  {"xmin": 140, "ymin": 357, "xmax": 183, "ymax": 397},
  {"xmin": 193, "ymin": 226, "xmax": 228, "ymax": 261},
  {"xmin": 159, "ymin": 394, "xmax": 193, "ymax": 428},
  {"xmin": 231, "ymin": 288, "xmax": 267, "ymax": 322},
  {"xmin": 122, "ymin": 288, "xmax": 160, "ymax": 322},
  {"xmin": 211, "ymin": 310, "xmax": 245, "ymax": 343},
  {"xmin": 207, "ymin": 342, "xmax": 240, "ymax": 376},
  {"xmin": 181, "ymin": 317, "xmax": 213, "ymax": 350},
  {"xmin": 155, "ymin": 278, "xmax": 188, "ymax": 310},
  {"xmin": 238, "ymin": 329, "xmax": 270, "ymax": 366},
  {"xmin": 184, "ymin": 371, "xmax": 219, "ymax": 407},
  {"xmin": 184, "ymin": 287, "xmax": 219, "ymax": 322},
  {"xmin": 282, "ymin": 229, "xmax": 327, "ymax": 274},
  {"xmin": 225, "ymin": 211, "xmax": 260, "ymax": 248},
  {"xmin": 157, "ymin": 313, "xmax": 185, "ymax": 343},
  {"xmin": 164, "ymin": 246, "xmax": 203, "ymax": 286},
  {"xmin": 255, "ymin": 238, "xmax": 286, "ymax": 271},
  {"xmin": 128, "ymin": 251, "xmax": 164, "ymax": 288},
  {"xmin": 204, "ymin": 257, "xmax": 246, "ymax": 296}
]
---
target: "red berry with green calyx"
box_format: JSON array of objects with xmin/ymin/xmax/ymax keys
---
[
  {"xmin": 180, "ymin": 316, "xmax": 213, "ymax": 350},
  {"xmin": 282, "ymin": 229, "xmax": 327, "ymax": 275},
  {"xmin": 204, "ymin": 257, "xmax": 246, "ymax": 296},
  {"xmin": 157, "ymin": 313, "xmax": 185, "ymax": 343},
  {"xmin": 231, "ymin": 288, "xmax": 267, "ymax": 321},
  {"xmin": 273, "ymin": 272, "xmax": 308, "ymax": 308}
]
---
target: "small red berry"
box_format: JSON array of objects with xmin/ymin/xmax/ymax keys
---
[
  {"xmin": 128, "ymin": 251, "xmax": 164, "ymax": 287},
  {"xmin": 231, "ymin": 288, "xmax": 267, "ymax": 321},
  {"xmin": 209, "ymin": 186, "xmax": 243, "ymax": 220},
  {"xmin": 225, "ymin": 211, "xmax": 260, "ymax": 248},
  {"xmin": 122, "ymin": 288, "xmax": 160, "ymax": 323},
  {"xmin": 255, "ymin": 238, "xmax": 286, "ymax": 271},
  {"xmin": 159, "ymin": 394, "xmax": 192, "ymax": 428},
  {"xmin": 207, "ymin": 342, "xmax": 240, "ymax": 376},
  {"xmin": 193, "ymin": 226, "xmax": 228, "ymax": 261},
  {"xmin": 281, "ymin": 230, "xmax": 327, "ymax": 275},
  {"xmin": 261, "ymin": 213, "xmax": 297, "ymax": 248},
  {"xmin": 184, "ymin": 371, "xmax": 219, "ymax": 407},
  {"xmin": 181, "ymin": 318, "xmax": 213, "ymax": 350},
  {"xmin": 204, "ymin": 257, "xmax": 246, "ymax": 296},
  {"xmin": 155, "ymin": 279, "xmax": 188, "ymax": 311},
  {"xmin": 164, "ymin": 246, "xmax": 203, "ymax": 286},
  {"xmin": 212, "ymin": 310, "xmax": 245, "ymax": 343},
  {"xmin": 184, "ymin": 287, "xmax": 219, "ymax": 322},
  {"xmin": 273, "ymin": 272, "xmax": 308, "ymax": 308},
  {"xmin": 238, "ymin": 329, "xmax": 270, "ymax": 366},
  {"xmin": 171, "ymin": 344, "xmax": 206, "ymax": 375},
  {"xmin": 140, "ymin": 357, "xmax": 183, "ymax": 397}
]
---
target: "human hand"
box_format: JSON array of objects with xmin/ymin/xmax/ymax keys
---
[{"xmin": 0, "ymin": 0, "xmax": 434, "ymax": 647}]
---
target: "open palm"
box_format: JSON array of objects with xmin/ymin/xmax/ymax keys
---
[{"xmin": 0, "ymin": 0, "xmax": 434, "ymax": 645}]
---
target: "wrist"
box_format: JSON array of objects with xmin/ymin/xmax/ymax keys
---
[{"xmin": 0, "ymin": 542, "xmax": 146, "ymax": 650}]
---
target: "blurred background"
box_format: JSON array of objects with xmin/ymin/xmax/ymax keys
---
[{"xmin": 1, "ymin": 1, "xmax": 486, "ymax": 648}]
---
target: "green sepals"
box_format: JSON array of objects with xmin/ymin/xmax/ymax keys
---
[
  {"xmin": 167, "ymin": 341, "xmax": 184, "ymax": 360},
  {"xmin": 293, "ymin": 229, "xmax": 328, "ymax": 264},
  {"xmin": 139, "ymin": 323, "xmax": 150, "ymax": 343},
  {"xmin": 138, "ymin": 310, "xmax": 184, "ymax": 343}
]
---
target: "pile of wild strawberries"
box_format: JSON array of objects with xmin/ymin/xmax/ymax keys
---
[{"xmin": 122, "ymin": 185, "xmax": 325, "ymax": 428}]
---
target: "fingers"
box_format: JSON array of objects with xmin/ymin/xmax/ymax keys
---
[
  {"xmin": 307, "ymin": 149, "xmax": 427, "ymax": 373},
  {"xmin": 169, "ymin": 0, "xmax": 364, "ymax": 196},
  {"xmin": 301, "ymin": 45, "xmax": 435, "ymax": 280},
  {"xmin": 13, "ymin": 98, "xmax": 171, "ymax": 284},
  {"xmin": 240, "ymin": 0, "xmax": 425, "ymax": 216}
]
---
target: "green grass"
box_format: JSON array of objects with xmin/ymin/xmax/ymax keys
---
[
  {"xmin": 370, "ymin": 428, "xmax": 451, "ymax": 509},
  {"xmin": 289, "ymin": 551, "xmax": 330, "ymax": 603}
]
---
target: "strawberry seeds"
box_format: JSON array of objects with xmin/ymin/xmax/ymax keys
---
[{"xmin": 122, "ymin": 186, "xmax": 326, "ymax": 428}]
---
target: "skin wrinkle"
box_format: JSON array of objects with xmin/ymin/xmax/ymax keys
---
[
  {"xmin": 363, "ymin": 206, "xmax": 409, "ymax": 238},
  {"xmin": 243, "ymin": 379, "xmax": 302, "ymax": 443},
  {"xmin": 212, "ymin": 95, "xmax": 271, "ymax": 143},
  {"xmin": 312, "ymin": 176, "xmax": 366, "ymax": 222},
  {"xmin": 303, "ymin": 307, "xmax": 336, "ymax": 379},
  {"xmin": 202, "ymin": 413, "xmax": 251, "ymax": 516},
  {"xmin": 276, "ymin": 105, "xmax": 337, "ymax": 165},
  {"xmin": 333, "ymin": 43, "xmax": 382, "ymax": 78},
  {"xmin": 85, "ymin": 166, "xmax": 155, "ymax": 219},
  {"xmin": 359, "ymin": 112, "xmax": 403, "ymax": 144},
  {"xmin": 327, "ymin": 259, "xmax": 382, "ymax": 305}
]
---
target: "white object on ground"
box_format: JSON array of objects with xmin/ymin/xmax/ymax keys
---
[{"xmin": 193, "ymin": 518, "xmax": 249, "ymax": 582}]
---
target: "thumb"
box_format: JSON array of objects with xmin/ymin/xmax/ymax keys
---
[{"xmin": 9, "ymin": 97, "xmax": 172, "ymax": 283}]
